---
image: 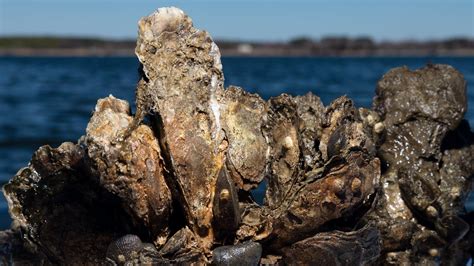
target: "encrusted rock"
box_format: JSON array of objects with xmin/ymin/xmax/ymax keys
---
[
  {"xmin": 362, "ymin": 169, "xmax": 417, "ymax": 252},
  {"xmin": 375, "ymin": 64, "xmax": 466, "ymax": 127},
  {"xmin": 370, "ymin": 64, "xmax": 474, "ymax": 263}
]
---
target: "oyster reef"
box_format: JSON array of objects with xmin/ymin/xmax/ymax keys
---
[{"xmin": 1, "ymin": 7, "xmax": 473, "ymax": 265}]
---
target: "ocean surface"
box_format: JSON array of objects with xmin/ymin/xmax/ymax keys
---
[{"xmin": 0, "ymin": 56, "xmax": 473, "ymax": 229}]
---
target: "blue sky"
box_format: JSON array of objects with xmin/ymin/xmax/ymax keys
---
[{"xmin": 0, "ymin": 0, "xmax": 472, "ymax": 41}]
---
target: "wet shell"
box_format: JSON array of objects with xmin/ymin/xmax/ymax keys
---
[
  {"xmin": 106, "ymin": 234, "xmax": 143, "ymax": 264},
  {"xmin": 212, "ymin": 241, "xmax": 262, "ymax": 266},
  {"xmin": 213, "ymin": 166, "xmax": 241, "ymax": 237}
]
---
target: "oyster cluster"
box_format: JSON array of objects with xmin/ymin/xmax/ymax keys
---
[{"xmin": 1, "ymin": 7, "xmax": 473, "ymax": 265}]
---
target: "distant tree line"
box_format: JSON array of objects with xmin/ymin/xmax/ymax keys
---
[
  {"xmin": 0, "ymin": 36, "xmax": 473, "ymax": 56},
  {"xmin": 0, "ymin": 36, "xmax": 134, "ymax": 49},
  {"xmin": 218, "ymin": 36, "xmax": 474, "ymax": 56}
]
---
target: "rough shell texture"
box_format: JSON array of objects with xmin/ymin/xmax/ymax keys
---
[
  {"xmin": 1, "ymin": 7, "xmax": 473, "ymax": 266},
  {"xmin": 220, "ymin": 86, "xmax": 268, "ymax": 190},
  {"xmin": 3, "ymin": 143, "xmax": 133, "ymax": 264},
  {"xmin": 374, "ymin": 64, "xmax": 467, "ymax": 131},
  {"xmin": 263, "ymin": 94, "xmax": 301, "ymax": 207},
  {"xmin": 362, "ymin": 169, "xmax": 417, "ymax": 252},
  {"xmin": 212, "ymin": 241, "xmax": 262, "ymax": 266},
  {"xmin": 320, "ymin": 96, "xmax": 376, "ymax": 160},
  {"xmin": 212, "ymin": 167, "xmax": 240, "ymax": 240},
  {"xmin": 0, "ymin": 230, "xmax": 46, "ymax": 264},
  {"xmin": 106, "ymin": 234, "xmax": 143, "ymax": 264},
  {"xmin": 269, "ymin": 151, "xmax": 380, "ymax": 249},
  {"xmin": 282, "ymin": 224, "xmax": 381, "ymax": 265},
  {"xmin": 260, "ymin": 95, "xmax": 380, "ymax": 249},
  {"xmin": 85, "ymin": 96, "xmax": 172, "ymax": 246},
  {"xmin": 154, "ymin": 227, "xmax": 207, "ymax": 264},
  {"xmin": 134, "ymin": 6, "xmax": 226, "ymax": 249},
  {"xmin": 369, "ymin": 64, "xmax": 474, "ymax": 264},
  {"xmin": 295, "ymin": 92, "xmax": 325, "ymax": 170}
]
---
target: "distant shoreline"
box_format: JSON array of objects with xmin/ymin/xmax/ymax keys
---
[
  {"xmin": 1, "ymin": 36, "xmax": 473, "ymax": 57},
  {"xmin": 2, "ymin": 50, "xmax": 474, "ymax": 58}
]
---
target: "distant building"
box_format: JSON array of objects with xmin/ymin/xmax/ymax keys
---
[{"xmin": 237, "ymin": 44, "xmax": 253, "ymax": 54}]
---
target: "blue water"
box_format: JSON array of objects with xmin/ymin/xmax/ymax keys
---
[{"xmin": 0, "ymin": 56, "xmax": 473, "ymax": 229}]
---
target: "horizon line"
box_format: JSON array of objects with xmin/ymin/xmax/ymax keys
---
[{"xmin": 1, "ymin": 34, "xmax": 473, "ymax": 44}]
